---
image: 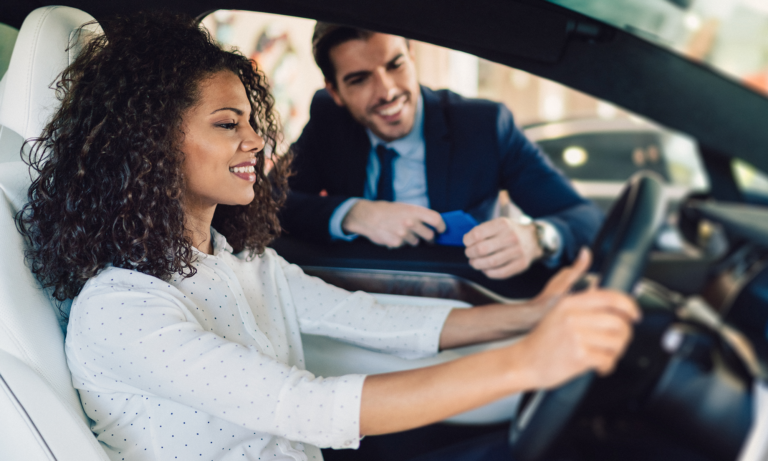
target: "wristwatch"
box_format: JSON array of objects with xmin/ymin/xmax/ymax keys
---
[{"xmin": 533, "ymin": 220, "xmax": 561, "ymax": 260}]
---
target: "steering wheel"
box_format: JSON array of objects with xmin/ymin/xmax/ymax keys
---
[{"xmin": 508, "ymin": 172, "xmax": 668, "ymax": 461}]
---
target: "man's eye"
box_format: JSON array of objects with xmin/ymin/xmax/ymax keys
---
[{"xmin": 217, "ymin": 123, "xmax": 238, "ymax": 130}]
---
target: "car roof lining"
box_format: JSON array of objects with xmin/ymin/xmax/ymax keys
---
[{"xmin": 2, "ymin": 0, "xmax": 768, "ymax": 174}]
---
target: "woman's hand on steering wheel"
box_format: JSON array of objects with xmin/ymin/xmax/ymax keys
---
[{"xmin": 513, "ymin": 277, "xmax": 641, "ymax": 390}]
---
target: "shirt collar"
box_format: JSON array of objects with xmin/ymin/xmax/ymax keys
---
[
  {"xmin": 366, "ymin": 91, "xmax": 424, "ymax": 157},
  {"xmin": 192, "ymin": 227, "xmax": 234, "ymax": 258}
]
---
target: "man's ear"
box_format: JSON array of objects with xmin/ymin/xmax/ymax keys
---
[{"xmin": 325, "ymin": 80, "xmax": 345, "ymax": 107}]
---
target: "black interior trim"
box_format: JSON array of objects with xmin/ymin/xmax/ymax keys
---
[{"xmin": 271, "ymin": 236, "xmax": 555, "ymax": 298}]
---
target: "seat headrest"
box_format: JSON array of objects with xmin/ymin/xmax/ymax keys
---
[{"xmin": 0, "ymin": 6, "xmax": 99, "ymax": 141}]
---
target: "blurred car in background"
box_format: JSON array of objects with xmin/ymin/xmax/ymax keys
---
[
  {"xmin": 524, "ymin": 117, "xmax": 708, "ymax": 211},
  {"xmin": 524, "ymin": 118, "xmax": 709, "ymax": 252}
]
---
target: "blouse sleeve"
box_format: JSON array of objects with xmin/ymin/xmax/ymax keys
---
[
  {"xmin": 65, "ymin": 280, "xmax": 365, "ymax": 450},
  {"xmin": 275, "ymin": 255, "xmax": 454, "ymax": 360}
]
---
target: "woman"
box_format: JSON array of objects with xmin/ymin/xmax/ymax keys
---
[{"xmin": 17, "ymin": 11, "xmax": 638, "ymax": 461}]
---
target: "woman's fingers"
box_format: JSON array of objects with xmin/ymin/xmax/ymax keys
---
[
  {"xmin": 539, "ymin": 248, "xmax": 592, "ymax": 299},
  {"xmin": 564, "ymin": 288, "xmax": 641, "ymax": 323},
  {"xmin": 517, "ymin": 287, "xmax": 639, "ymax": 389}
]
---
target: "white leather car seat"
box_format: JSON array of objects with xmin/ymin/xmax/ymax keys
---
[{"xmin": 0, "ymin": 6, "xmax": 109, "ymax": 461}]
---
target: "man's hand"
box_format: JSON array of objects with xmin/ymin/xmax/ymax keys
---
[
  {"xmin": 342, "ymin": 200, "xmax": 446, "ymax": 248},
  {"xmin": 463, "ymin": 217, "xmax": 542, "ymax": 279},
  {"xmin": 513, "ymin": 287, "xmax": 640, "ymax": 389}
]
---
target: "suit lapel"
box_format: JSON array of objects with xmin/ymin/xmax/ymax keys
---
[
  {"xmin": 422, "ymin": 87, "xmax": 452, "ymax": 212},
  {"xmin": 330, "ymin": 102, "xmax": 371, "ymax": 196},
  {"xmin": 345, "ymin": 124, "xmax": 371, "ymax": 197}
]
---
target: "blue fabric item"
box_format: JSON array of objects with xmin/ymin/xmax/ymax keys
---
[
  {"xmin": 435, "ymin": 211, "xmax": 479, "ymax": 247},
  {"xmin": 375, "ymin": 145, "xmax": 397, "ymax": 201}
]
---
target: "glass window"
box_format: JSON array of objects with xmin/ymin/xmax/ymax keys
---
[{"xmin": 0, "ymin": 22, "xmax": 19, "ymax": 79}]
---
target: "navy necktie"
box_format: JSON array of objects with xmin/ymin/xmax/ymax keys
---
[{"xmin": 375, "ymin": 145, "xmax": 397, "ymax": 201}]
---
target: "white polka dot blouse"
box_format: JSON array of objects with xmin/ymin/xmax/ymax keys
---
[{"xmin": 65, "ymin": 228, "xmax": 453, "ymax": 461}]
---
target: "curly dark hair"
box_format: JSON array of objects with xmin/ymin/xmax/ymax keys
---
[{"xmin": 16, "ymin": 10, "xmax": 292, "ymax": 304}]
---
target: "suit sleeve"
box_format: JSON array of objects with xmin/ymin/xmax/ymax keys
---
[
  {"xmin": 495, "ymin": 105, "xmax": 604, "ymax": 264},
  {"xmin": 280, "ymin": 92, "xmax": 354, "ymax": 243}
]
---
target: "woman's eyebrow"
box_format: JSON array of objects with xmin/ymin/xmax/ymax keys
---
[{"xmin": 210, "ymin": 107, "xmax": 244, "ymax": 115}]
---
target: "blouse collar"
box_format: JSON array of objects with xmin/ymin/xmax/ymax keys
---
[{"xmin": 192, "ymin": 227, "xmax": 233, "ymax": 258}]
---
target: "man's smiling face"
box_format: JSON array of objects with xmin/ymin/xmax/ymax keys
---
[{"xmin": 325, "ymin": 33, "xmax": 419, "ymax": 143}]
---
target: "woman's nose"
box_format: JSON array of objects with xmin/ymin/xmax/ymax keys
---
[{"xmin": 242, "ymin": 124, "xmax": 266, "ymax": 154}]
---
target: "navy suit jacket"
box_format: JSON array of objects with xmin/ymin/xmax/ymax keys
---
[{"xmin": 280, "ymin": 86, "xmax": 602, "ymax": 265}]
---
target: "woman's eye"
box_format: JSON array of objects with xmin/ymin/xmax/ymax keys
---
[{"xmin": 217, "ymin": 122, "xmax": 238, "ymax": 130}]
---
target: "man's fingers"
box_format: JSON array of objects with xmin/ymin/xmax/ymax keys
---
[
  {"xmin": 468, "ymin": 246, "xmax": 519, "ymax": 271},
  {"xmin": 482, "ymin": 259, "xmax": 527, "ymax": 280},
  {"xmin": 418, "ymin": 209, "xmax": 446, "ymax": 233},
  {"xmin": 465, "ymin": 230, "xmax": 518, "ymax": 260},
  {"xmin": 411, "ymin": 222, "xmax": 436, "ymax": 242},
  {"xmin": 403, "ymin": 232, "xmax": 419, "ymax": 247},
  {"xmin": 463, "ymin": 219, "xmax": 505, "ymax": 246}
]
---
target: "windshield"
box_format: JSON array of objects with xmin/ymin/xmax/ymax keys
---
[{"xmin": 548, "ymin": 0, "xmax": 768, "ymax": 95}]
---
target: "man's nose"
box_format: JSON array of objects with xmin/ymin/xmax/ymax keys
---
[{"xmin": 374, "ymin": 69, "xmax": 398, "ymax": 102}]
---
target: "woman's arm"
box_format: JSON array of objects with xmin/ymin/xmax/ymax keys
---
[
  {"xmin": 438, "ymin": 247, "xmax": 591, "ymax": 350},
  {"xmin": 360, "ymin": 287, "xmax": 639, "ymax": 435}
]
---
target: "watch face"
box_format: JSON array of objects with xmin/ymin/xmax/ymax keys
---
[{"xmin": 536, "ymin": 221, "xmax": 559, "ymax": 256}]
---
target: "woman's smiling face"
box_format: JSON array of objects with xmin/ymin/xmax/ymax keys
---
[{"xmin": 180, "ymin": 70, "xmax": 265, "ymax": 214}]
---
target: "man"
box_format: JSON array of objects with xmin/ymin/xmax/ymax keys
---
[{"xmin": 280, "ymin": 23, "xmax": 603, "ymax": 280}]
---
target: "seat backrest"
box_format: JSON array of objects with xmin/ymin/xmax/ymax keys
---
[{"xmin": 0, "ymin": 6, "xmax": 109, "ymax": 461}]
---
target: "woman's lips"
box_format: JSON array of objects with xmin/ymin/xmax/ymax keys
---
[{"xmin": 229, "ymin": 159, "xmax": 257, "ymax": 182}]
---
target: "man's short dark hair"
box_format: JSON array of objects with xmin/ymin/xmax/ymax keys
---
[{"xmin": 312, "ymin": 22, "xmax": 374, "ymax": 86}]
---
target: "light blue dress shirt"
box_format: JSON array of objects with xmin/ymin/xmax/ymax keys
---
[{"xmin": 329, "ymin": 94, "xmax": 427, "ymax": 240}]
